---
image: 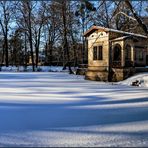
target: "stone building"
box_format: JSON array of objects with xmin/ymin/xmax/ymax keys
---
[{"xmin": 84, "ymin": 26, "xmax": 148, "ymax": 82}]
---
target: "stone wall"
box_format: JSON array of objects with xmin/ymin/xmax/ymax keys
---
[
  {"xmin": 85, "ymin": 66, "xmax": 109, "ymax": 81},
  {"xmin": 111, "ymin": 67, "xmax": 135, "ymax": 82}
]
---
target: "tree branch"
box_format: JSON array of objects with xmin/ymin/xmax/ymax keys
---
[{"xmin": 125, "ymin": 0, "xmax": 148, "ymax": 35}]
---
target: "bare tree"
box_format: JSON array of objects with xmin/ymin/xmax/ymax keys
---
[
  {"xmin": 125, "ymin": 0, "xmax": 148, "ymax": 35},
  {"xmin": 16, "ymin": 1, "xmax": 36, "ymax": 71},
  {"xmin": 112, "ymin": 1, "xmax": 148, "ymax": 34},
  {"xmin": 32, "ymin": 1, "xmax": 46, "ymax": 68},
  {"xmin": 9, "ymin": 30, "xmax": 23, "ymax": 66},
  {"xmin": 51, "ymin": 0, "xmax": 73, "ymax": 73},
  {"xmin": 43, "ymin": 1, "xmax": 61, "ymax": 66},
  {"xmin": 61, "ymin": 0, "xmax": 73, "ymax": 73},
  {"xmin": 75, "ymin": 1, "xmax": 96, "ymax": 64},
  {"xmin": 0, "ymin": 1, "xmax": 14, "ymax": 67}
]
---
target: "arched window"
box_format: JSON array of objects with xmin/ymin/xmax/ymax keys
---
[
  {"xmin": 113, "ymin": 44, "xmax": 121, "ymax": 61},
  {"xmin": 125, "ymin": 44, "xmax": 131, "ymax": 61}
]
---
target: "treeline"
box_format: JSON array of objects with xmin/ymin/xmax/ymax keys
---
[{"xmin": 0, "ymin": 0, "xmax": 147, "ymax": 72}]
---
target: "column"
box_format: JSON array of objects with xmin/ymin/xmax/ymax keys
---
[
  {"xmin": 121, "ymin": 41, "xmax": 125, "ymax": 67},
  {"xmin": 131, "ymin": 45, "xmax": 135, "ymax": 66}
]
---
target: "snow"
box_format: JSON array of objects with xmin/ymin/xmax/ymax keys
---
[
  {"xmin": 119, "ymin": 73, "xmax": 148, "ymax": 87},
  {"xmin": 0, "ymin": 66, "xmax": 64, "ymax": 72},
  {"xmin": 84, "ymin": 25, "xmax": 147, "ymax": 38},
  {"xmin": 108, "ymin": 28, "xmax": 147, "ymax": 38},
  {"xmin": 0, "ymin": 72, "xmax": 148, "ymax": 147}
]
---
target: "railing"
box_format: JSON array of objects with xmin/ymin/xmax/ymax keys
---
[
  {"xmin": 111, "ymin": 61, "xmax": 134, "ymax": 68},
  {"xmin": 111, "ymin": 61, "xmax": 121, "ymax": 68}
]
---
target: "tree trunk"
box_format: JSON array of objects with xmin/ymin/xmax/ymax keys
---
[
  {"xmin": 24, "ymin": 32, "xmax": 27, "ymax": 69},
  {"xmin": 35, "ymin": 27, "xmax": 42, "ymax": 68},
  {"xmin": 62, "ymin": 1, "xmax": 73, "ymax": 74},
  {"xmin": 49, "ymin": 46, "xmax": 53, "ymax": 66},
  {"xmin": 4, "ymin": 35, "xmax": 8, "ymax": 67},
  {"xmin": 2, "ymin": 44, "xmax": 5, "ymax": 65},
  {"xmin": 82, "ymin": 18, "xmax": 85, "ymax": 64},
  {"xmin": 28, "ymin": 3, "xmax": 35, "ymax": 72},
  {"xmin": 0, "ymin": 44, "xmax": 5, "ymax": 71},
  {"xmin": 35, "ymin": 46, "xmax": 39, "ymax": 68},
  {"xmin": 48, "ymin": 41, "xmax": 53, "ymax": 66},
  {"xmin": 29, "ymin": 32, "xmax": 35, "ymax": 72}
]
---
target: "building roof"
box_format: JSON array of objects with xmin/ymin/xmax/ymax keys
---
[
  {"xmin": 110, "ymin": 35, "xmax": 140, "ymax": 42},
  {"xmin": 84, "ymin": 26, "xmax": 147, "ymax": 38},
  {"xmin": 110, "ymin": 36, "xmax": 129, "ymax": 41}
]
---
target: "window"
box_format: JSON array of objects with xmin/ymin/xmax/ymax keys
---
[
  {"xmin": 135, "ymin": 49, "xmax": 144, "ymax": 61},
  {"xmin": 139, "ymin": 51, "xmax": 143, "ymax": 61},
  {"xmin": 93, "ymin": 46, "xmax": 103, "ymax": 60},
  {"xmin": 134, "ymin": 50, "xmax": 137, "ymax": 60},
  {"xmin": 125, "ymin": 45, "xmax": 131, "ymax": 61},
  {"xmin": 98, "ymin": 46, "xmax": 103, "ymax": 60},
  {"xmin": 113, "ymin": 44, "xmax": 121, "ymax": 61},
  {"xmin": 93, "ymin": 46, "xmax": 97, "ymax": 60}
]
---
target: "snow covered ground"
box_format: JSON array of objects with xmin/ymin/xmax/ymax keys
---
[
  {"xmin": 0, "ymin": 72, "xmax": 148, "ymax": 147},
  {"xmin": 0, "ymin": 66, "xmax": 64, "ymax": 72},
  {"xmin": 119, "ymin": 73, "xmax": 148, "ymax": 87}
]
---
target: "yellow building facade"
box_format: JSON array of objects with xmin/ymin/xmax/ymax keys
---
[{"xmin": 84, "ymin": 26, "xmax": 148, "ymax": 81}]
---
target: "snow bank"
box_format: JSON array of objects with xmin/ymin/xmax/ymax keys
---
[
  {"xmin": 0, "ymin": 66, "xmax": 78, "ymax": 73},
  {"xmin": 0, "ymin": 66, "xmax": 64, "ymax": 72},
  {"xmin": 37, "ymin": 66, "xmax": 63, "ymax": 72},
  {"xmin": 119, "ymin": 73, "xmax": 148, "ymax": 88}
]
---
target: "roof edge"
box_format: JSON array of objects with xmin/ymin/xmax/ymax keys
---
[{"xmin": 84, "ymin": 26, "xmax": 147, "ymax": 38}]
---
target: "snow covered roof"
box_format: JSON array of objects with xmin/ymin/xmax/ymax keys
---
[
  {"xmin": 110, "ymin": 36, "xmax": 130, "ymax": 41},
  {"xmin": 110, "ymin": 35, "xmax": 140, "ymax": 42},
  {"xmin": 84, "ymin": 26, "xmax": 147, "ymax": 38}
]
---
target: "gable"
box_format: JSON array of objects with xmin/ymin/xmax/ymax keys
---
[
  {"xmin": 87, "ymin": 30, "xmax": 108, "ymax": 40},
  {"xmin": 84, "ymin": 26, "xmax": 147, "ymax": 39}
]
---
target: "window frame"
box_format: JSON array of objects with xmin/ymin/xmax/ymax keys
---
[
  {"xmin": 139, "ymin": 50, "xmax": 143, "ymax": 61},
  {"xmin": 93, "ymin": 45, "xmax": 103, "ymax": 61},
  {"xmin": 125, "ymin": 44, "xmax": 131, "ymax": 61},
  {"xmin": 113, "ymin": 44, "xmax": 121, "ymax": 61}
]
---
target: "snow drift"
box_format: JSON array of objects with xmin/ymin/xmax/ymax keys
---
[{"xmin": 119, "ymin": 73, "xmax": 148, "ymax": 87}]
